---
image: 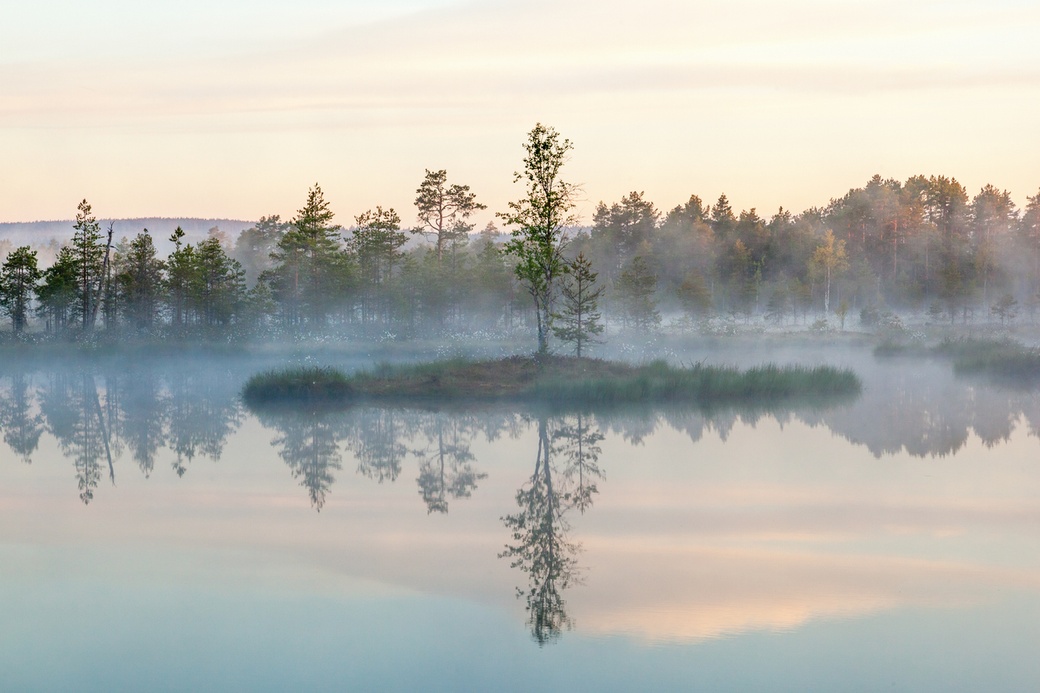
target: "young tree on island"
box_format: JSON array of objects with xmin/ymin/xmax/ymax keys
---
[
  {"xmin": 0, "ymin": 246, "xmax": 42, "ymax": 333},
  {"xmin": 500, "ymin": 123, "xmax": 577, "ymax": 356},
  {"xmin": 413, "ymin": 169, "xmax": 486, "ymax": 263},
  {"xmin": 552, "ymin": 253, "xmax": 603, "ymax": 358}
]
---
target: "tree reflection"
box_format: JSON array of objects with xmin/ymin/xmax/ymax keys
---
[
  {"xmin": 415, "ymin": 414, "xmax": 486, "ymax": 514},
  {"xmin": 0, "ymin": 374, "xmax": 43, "ymax": 463},
  {"xmin": 553, "ymin": 412, "xmax": 604, "ymax": 514},
  {"xmin": 346, "ymin": 408, "xmax": 408, "ymax": 483},
  {"xmin": 501, "ymin": 416, "xmax": 586, "ymax": 645},
  {"xmin": 38, "ymin": 372, "xmax": 119, "ymax": 504},
  {"xmin": 165, "ymin": 367, "xmax": 242, "ymax": 476},
  {"xmin": 256, "ymin": 408, "xmax": 344, "ymax": 511},
  {"xmin": 112, "ymin": 368, "xmax": 167, "ymax": 477}
]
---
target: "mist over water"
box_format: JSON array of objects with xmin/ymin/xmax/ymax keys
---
[{"xmin": 1, "ymin": 341, "xmax": 1039, "ymax": 690}]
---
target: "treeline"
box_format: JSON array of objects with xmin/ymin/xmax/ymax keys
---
[
  {"xmin": 2, "ymin": 163, "xmax": 1040, "ymax": 342},
  {"xmin": 0, "ymin": 175, "xmax": 518, "ymax": 341},
  {"xmin": 572, "ymin": 176, "xmax": 1040, "ymax": 328}
]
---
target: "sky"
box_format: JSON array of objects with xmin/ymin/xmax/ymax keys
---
[{"xmin": 3, "ymin": 0, "xmax": 1039, "ymax": 227}]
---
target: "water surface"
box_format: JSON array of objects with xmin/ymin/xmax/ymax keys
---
[{"xmin": 1, "ymin": 349, "xmax": 1038, "ymax": 691}]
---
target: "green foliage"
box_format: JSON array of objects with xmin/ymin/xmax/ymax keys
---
[
  {"xmin": 351, "ymin": 206, "xmax": 406, "ymax": 326},
  {"xmin": 270, "ymin": 184, "xmax": 348, "ymax": 329},
  {"xmin": 935, "ymin": 337, "xmax": 1040, "ymax": 383},
  {"xmin": 307, "ymin": 355, "xmax": 861, "ymax": 408},
  {"xmin": 677, "ymin": 270, "xmax": 713, "ymax": 318},
  {"xmin": 71, "ymin": 199, "xmax": 106, "ymax": 332},
  {"xmin": 552, "ymin": 252, "xmax": 604, "ymax": 357},
  {"xmin": 115, "ymin": 231, "xmax": 164, "ymax": 332},
  {"xmin": 500, "ymin": 123, "xmax": 577, "ymax": 355},
  {"xmin": 36, "ymin": 246, "xmax": 78, "ymax": 334},
  {"xmin": 242, "ymin": 366, "xmax": 352, "ymax": 405},
  {"xmin": 413, "ymin": 169, "xmax": 486, "ymax": 262},
  {"xmin": 591, "ymin": 190, "xmax": 659, "ymax": 274},
  {"xmin": 616, "ymin": 255, "xmax": 660, "ymax": 330},
  {"xmin": 0, "ymin": 246, "xmax": 42, "ymax": 332}
]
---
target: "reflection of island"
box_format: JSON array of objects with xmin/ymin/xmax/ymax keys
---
[{"xmin": 5, "ymin": 355, "xmax": 1040, "ymax": 509}]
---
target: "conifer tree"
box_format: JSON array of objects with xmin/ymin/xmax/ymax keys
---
[
  {"xmin": 552, "ymin": 253, "xmax": 604, "ymax": 357},
  {"xmin": 0, "ymin": 246, "xmax": 42, "ymax": 333},
  {"xmin": 71, "ymin": 199, "xmax": 105, "ymax": 331},
  {"xmin": 116, "ymin": 231, "xmax": 165, "ymax": 332},
  {"xmin": 36, "ymin": 247, "xmax": 78, "ymax": 334},
  {"xmin": 616, "ymin": 255, "xmax": 660, "ymax": 329}
]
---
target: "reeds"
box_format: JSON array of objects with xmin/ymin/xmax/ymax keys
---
[{"xmin": 242, "ymin": 366, "xmax": 352, "ymax": 405}]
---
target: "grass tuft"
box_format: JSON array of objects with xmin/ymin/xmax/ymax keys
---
[{"xmin": 242, "ymin": 366, "xmax": 352, "ymax": 406}]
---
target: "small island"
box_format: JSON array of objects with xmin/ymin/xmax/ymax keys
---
[{"xmin": 241, "ymin": 355, "xmax": 861, "ymax": 409}]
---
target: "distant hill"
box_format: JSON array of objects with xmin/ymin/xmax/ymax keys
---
[{"xmin": 0, "ymin": 218, "xmax": 256, "ymax": 263}]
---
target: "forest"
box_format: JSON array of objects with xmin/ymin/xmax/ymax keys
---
[{"xmin": 2, "ymin": 124, "xmax": 1039, "ymax": 347}]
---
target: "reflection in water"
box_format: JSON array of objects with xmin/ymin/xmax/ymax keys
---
[
  {"xmin": 554, "ymin": 413, "xmax": 603, "ymax": 515},
  {"xmin": 501, "ymin": 417, "xmax": 582, "ymax": 645},
  {"xmin": 256, "ymin": 408, "xmax": 344, "ymax": 511},
  {"xmin": 38, "ymin": 372, "xmax": 120, "ymax": 504},
  {"xmin": 415, "ymin": 414, "xmax": 485, "ymax": 514},
  {"xmin": 164, "ymin": 367, "xmax": 242, "ymax": 476},
  {"xmin": 0, "ymin": 373, "xmax": 42, "ymax": 463},
  {"xmin": 4, "ymin": 353, "xmax": 1040, "ymax": 651},
  {"xmin": 4, "ymin": 355, "xmax": 1040, "ymax": 508},
  {"xmin": 346, "ymin": 409, "xmax": 407, "ymax": 483}
]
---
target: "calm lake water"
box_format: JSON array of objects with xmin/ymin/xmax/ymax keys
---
[{"xmin": 1, "ymin": 346, "xmax": 1039, "ymax": 691}]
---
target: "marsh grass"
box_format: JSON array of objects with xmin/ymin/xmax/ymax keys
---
[
  {"xmin": 243, "ymin": 366, "xmax": 352, "ymax": 405},
  {"xmin": 874, "ymin": 336, "xmax": 1040, "ymax": 385},
  {"xmin": 937, "ymin": 338, "xmax": 1040, "ymax": 382},
  {"xmin": 245, "ymin": 355, "xmax": 860, "ymax": 409},
  {"xmin": 529, "ymin": 361, "xmax": 861, "ymax": 407}
]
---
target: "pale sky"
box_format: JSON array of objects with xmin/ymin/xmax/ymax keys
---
[{"xmin": 3, "ymin": 0, "xmax": 1039, "ymax": 227}]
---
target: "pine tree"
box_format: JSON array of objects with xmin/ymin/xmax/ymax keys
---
[
  {"xmin": 616, "ymin": 255, "xmax": 660, "ymax": 329},
  {"xmin": 270, "ymin": 184, "xmax": 345, "ymax": 329},
  {"xmin": 116, "ymin": 231, "xmax": 165, "ymax": 332},
  {"xmin": 350, "ymin": 207, "xmax": 406, "ymax": 326},
  {"xmin": 36, "ymin": 246, "xmax": 78, "ymax": 334},
  {"xmin": 0, "ymin": 246, "xmax": 42, "ymax": 333},
  {"xmin": 71, "ymin": 199, "xmax": 105, "ymax": 331},
  {"xmin": 166, "ymin": 228, "xmax": 194, "ymax": 331},
  {"xmin": 413, "ymin": 169, "xmax": 486, "ymax": 263},
  {"xmin": 552, "ymin": 253, "xmax": 604, "ymax": 357}
]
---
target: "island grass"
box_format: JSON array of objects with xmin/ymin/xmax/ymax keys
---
[
  {"xmin": 243, "ymin": 355, "xmax": 860, "ymax": 409},
  {"xmin": 936, "ymin": 338, "xmax": 1040, "ymax": 382},
  {"xmin": 242, "ymin": 366, "xmax": 352, "ymax": 405}
]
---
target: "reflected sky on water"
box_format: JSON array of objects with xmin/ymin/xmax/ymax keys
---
[{"xmin": 1, "ymin": 349, "xmax": 1039, "ymax": 691}]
